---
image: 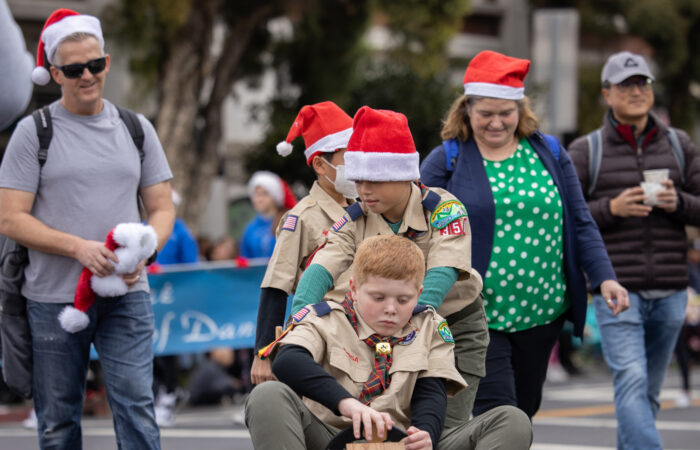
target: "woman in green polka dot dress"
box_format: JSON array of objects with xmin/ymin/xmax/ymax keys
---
[{"xmin": 421, "ymin": 50, "xmax": 629, "ymax": 419}]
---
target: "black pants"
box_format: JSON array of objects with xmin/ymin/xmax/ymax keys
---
[{"xmin": 473, "ymin": 314, "xmax": 565, "ymax": 418}]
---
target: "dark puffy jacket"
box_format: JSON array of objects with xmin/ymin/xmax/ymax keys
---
[{"xmin": 568, "ymin": 112, "xmax": 700, "ymax": 291}]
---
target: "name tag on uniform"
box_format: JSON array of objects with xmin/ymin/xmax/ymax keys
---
[{"xmin": 440, "ymin": 219, "xmax": 465, "ymax": 236}]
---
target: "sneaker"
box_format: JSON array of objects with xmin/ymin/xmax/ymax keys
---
[
  {"xmin": 546, "ymin": 363, "xmax": 569, "ymax": 383},
  {"xmin": 675, "ymin": 391, "xmax": 691, "ymax": 408},
  {"xmin": 154, "ymin": 391, "xmax": 177, "ymax": 428},
  {"xmin": 22, "ymin": 408, "xmax": 37, "ymax": 430}
]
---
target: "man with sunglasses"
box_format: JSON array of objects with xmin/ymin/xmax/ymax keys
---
[
  {"xmin": 0, "ymin": 8, "xmax": 174, "ymax": 449},
  {"xmin": 568, "ymin": 51, "xmax": 700, "ymax": 450}
]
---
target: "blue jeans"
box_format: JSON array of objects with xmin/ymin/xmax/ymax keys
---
[
  {"xmin": 593, "ymin": 291, "xmax": 687, "ymax": 450},
  {"xmin": 28, "ymin": 291, "xmax": 160, "ymax": 450}
]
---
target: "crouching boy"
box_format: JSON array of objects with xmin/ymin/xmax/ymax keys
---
[{"xmin": 246, "ymin": 235, "xmax": 531, "ymax": 449}]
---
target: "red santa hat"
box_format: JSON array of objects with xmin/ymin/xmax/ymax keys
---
[
  {"xmin": 31, "ymin": 8, "xmax": 104, "ymax": 86},
  {"xmin": 276, "ymin": 101, "xmax": 353, "ymax": 165},
  {"xmin": 58, "ymin": 223, "xmax": 157, "ymax": 333},
  {"xmin": 344, "ymin": 106, "xmax": 419, "ymax": 182},
  {"xmin": 463, "ymin": 50, "xmax": 530, "ymax": 100},
  {"xmin": 248, "ymin": 171, "xmax": 297, "ymax": 210}
]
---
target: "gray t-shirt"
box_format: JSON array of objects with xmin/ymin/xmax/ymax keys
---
[{"xmin": 0, "ymin": 100, "xmax": 173, "ymax": 303}]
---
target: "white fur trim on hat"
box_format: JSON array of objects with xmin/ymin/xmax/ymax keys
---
[
  {"xmin": 248, "ymin": 171, "xmax": 284, "ymax": 207},
  {"xmin": 43, "ymin": 15, "xmax": 104, "ymax": 64},
  {"xmin": 303, "ymin": 127, "xmax": 352, "ymax": 161},
  {"xmin": 58, "ymin": 306, "xmax": 90, "ymax": 333},
  {"xmin": 344, "ymin": 151, "xmax": 420, "ymax": 182},
  {"xmin": 464, "ymin": 82, "xmax": 524, "ymax": 100}
]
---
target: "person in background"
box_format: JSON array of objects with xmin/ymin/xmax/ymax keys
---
[
  {"xmin": 240, "ymin": 171, "xmax": 297, "ymax": 259},
  {"xmin": 247, "ymin": 235, "xmax": 532, "ymax": 450},
  {"xmin": 568, "ymin": 50, "xmax": 700, "ymax": 450},
  {"xmin": 151, "ymin": 189, "xmax": 199, "ymax": 427},
  {"xmin": 0, "ymin": 0, "xmax": 33, "ymax": 131},
  {"xmin": 251, "ymin": 101, "xmax": 356, "ymax": 385},
  {"xmin": 0, "ymin": 9, "xmax": 174, "ymax": 448},
  {"xmin": 674, "ymin": 239, "xmax": 700, "ymax": 408},
  {"xmin": 420, "ymin": 50, "xmax": 627, "ymax": 418}
]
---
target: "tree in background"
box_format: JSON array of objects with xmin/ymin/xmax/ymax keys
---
[
  {"xmin": 106, "ymin": 0, "xmax": 470, "ymax": 228},
  {"xmin": 532, "ymin": 0, "xmax": 700, "ymax": 133}
]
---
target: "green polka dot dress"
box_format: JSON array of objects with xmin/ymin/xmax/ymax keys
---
[{"xmin": 482, "ymin": 138, "xmax": 568, "ymax": 332}]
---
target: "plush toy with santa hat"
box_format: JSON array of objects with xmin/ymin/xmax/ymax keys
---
[{"xmin": 58, "ymin": 223, "xmax": 158, "ymax": 333}]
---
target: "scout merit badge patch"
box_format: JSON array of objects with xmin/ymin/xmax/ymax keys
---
[
  {"xmin": 332, "ymin": 216, "xmax": 348, "ymax": 232},
  {"xmin": 440, "ymin": 218, "xmax": 465, "ymax": 236},
  {"xmin": 282, "ymin": 214, "xmax": 298, "ymax": 232},
  {"xmin": 430, "ymin": 200, "xmax": 467, "ymax": 229},
  {"xmin": 398, "ymin": 330, "xmax": 417, "ymax": 345},
  {"xmin": 438, "ymin": 321, "xmax": 455, "ymax": 343}
]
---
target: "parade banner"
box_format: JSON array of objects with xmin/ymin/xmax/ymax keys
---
[{"xmin": 148, "ymin": 260, "xmax": 280, "ymax": 356}]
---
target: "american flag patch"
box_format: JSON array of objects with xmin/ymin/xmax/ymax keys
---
[
  {"xmin": 332, "ymin": 216, "xmax": 348, "ymax": 232},
  {"xmin": 293, "ymin": 307, "xmax": 310, "ymax": 322},
  {"xmin": 282, "ymin": 214, "xmax": 298, "ymax": 231}
]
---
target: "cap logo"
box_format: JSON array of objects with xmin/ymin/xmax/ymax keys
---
[{"xmin": 624, "ymin": 58, "xmax": 639, "ymax": 68}]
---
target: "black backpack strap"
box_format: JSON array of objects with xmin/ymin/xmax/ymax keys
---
[
  {"xmin": 31, "ymin": 106, "xmax": 52, "ymax": 168},
  {"xmin": 586, "ymin": 128, "xmax": 603, "ymax": 197},
  {"xmin": 116, "ymin": 106, "xmax": 145, "ymax": 162}
]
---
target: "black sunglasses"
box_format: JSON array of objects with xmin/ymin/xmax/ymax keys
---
[{"xmin": 54, "ymin": 57, "xmax": 107, "ymax": 79}]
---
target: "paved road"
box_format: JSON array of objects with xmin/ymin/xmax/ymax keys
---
[{"xmin": 1, "ymin": 367, "xmax": 698, "ymax": 449}]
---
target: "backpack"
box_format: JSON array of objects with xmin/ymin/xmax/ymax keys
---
[
  {"xmin": 442, "ymin": 133, "xmax": 561, "ymax": 179},
  {"xmin": 0, "ymin": 105, "xmax": 144, "ymax": 398},
  {"xmin": 585, "ymin": 127, "xmax": 684, "ymax": 197}
]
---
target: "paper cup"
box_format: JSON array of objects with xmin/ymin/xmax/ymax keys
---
[
  {"xmin": 643, "ymin": 169, "xmax": 669, "ymax": 183},
  {"xmin": 641, "ymin": 181, "xmax": 664, "ymax": 206}
]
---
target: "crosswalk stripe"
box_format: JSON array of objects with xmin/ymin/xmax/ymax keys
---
[{"xmin": 534, "ymin": 416, "xmax": 699, "ymax": 431}]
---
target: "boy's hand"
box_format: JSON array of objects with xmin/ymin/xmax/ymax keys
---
[
  {"xmin": 337, "ymin": 397, "xmax": 394, "ymax": 441},
  {"xmin": 401, "ymin": 426, "xmax": 433, "ymax": 450},
  {"xmin": 251, "ymin": 356, "xmax": 276, "ymax": 385}
]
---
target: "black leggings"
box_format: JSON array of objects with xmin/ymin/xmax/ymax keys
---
[{"xmin": 473, "ymin": 314, "xmax": 565, "ymax": 418}]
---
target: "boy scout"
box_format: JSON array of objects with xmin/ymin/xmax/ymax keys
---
[
  {"xmin": 247, "ymin": 235, "xmax": 531, "ymax": 450},
  {"xmin": 252, "ymin": 101, "xmax": 357, "ymax": 384},
  {"xmin": 289, "ymin": 106, "xmax": 488, "ymax": 426}
]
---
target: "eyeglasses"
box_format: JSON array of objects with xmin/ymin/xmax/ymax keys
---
[
  {"xmin": 613, "ymin": 77, "xmax": 653, "ymax": 93},
  {"xmin": 54, "ymin": 57, "xmax": 106, "ymax": 79}
]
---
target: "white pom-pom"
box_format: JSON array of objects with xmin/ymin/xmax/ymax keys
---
[
  {"xmin": 276, "ymin": 141, "xmax": 293, "ymax": 157},
  {"xmin": 58, "ymin": 306, "xmax": 90, "ymax": 333},
  {"xmin": 32, "ymin": 67, "xmax": 50, "ymax": 85}
]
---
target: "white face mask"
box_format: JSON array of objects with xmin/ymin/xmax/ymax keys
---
[{"xmin": 323, "ymin": 159, "xmax": 358, "ymax": 199}]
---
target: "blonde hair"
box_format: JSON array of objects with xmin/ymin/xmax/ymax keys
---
[
  {"xmin": 440, "ymin": 95, "xmax": 539, "ymax": 141},
  {"xmin": 52, "ymin": 32, "xmax": 104, "ymax": 65},
  {"xmin": 354, "ymin": 235, "xmax": 425, "ymax": 289}
]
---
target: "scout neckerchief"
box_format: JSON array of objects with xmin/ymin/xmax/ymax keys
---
[{"xmin": 341, "ymin": 294, "xmax": 401, "ymax": 405}]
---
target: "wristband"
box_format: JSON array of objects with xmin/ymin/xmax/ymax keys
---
[{"xmin": 146, "ymin": 250, "xmax": 158, "ymax": 266}]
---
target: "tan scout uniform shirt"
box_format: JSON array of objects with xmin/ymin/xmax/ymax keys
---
[
  {"xmin": 261, "ymin": 182, "xmax": 349, "ymax": 294},
  {"xmin": 313, "ymin": 184, "xmax": 483, "ymax": 317},
  {"xmin": 277, "ymin": 301, "xmax": 466, "ymax": 430}
]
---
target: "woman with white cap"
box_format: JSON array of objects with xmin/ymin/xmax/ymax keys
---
[{"xmin": 420, "ymin": 50, "xmax": 628, "ymax": 418}]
